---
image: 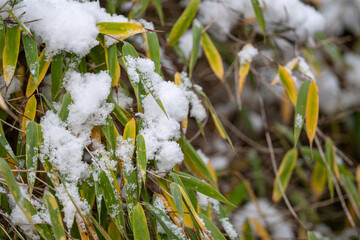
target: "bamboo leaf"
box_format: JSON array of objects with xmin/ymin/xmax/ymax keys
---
[
  {"xmin": 311, "ymin": 162, "xmax": 327, "ymax": 199},
  {"xmin": 173, "ymin": 171, "xmax": 233, "ymax": 205},
  {"xmin": 0, "ymin": 16, "xmax": 5, "ymax": 63},
  {"xmin": 170, "ymin": 182, "xmax": 184, "ymax": 222},
  {"xmin": 97, "ymin": 22, "xmax": 147, "ymax": 40},
  {"xmin": 0, "ymin": 122, "xmax": 18, "ymax": 164},
  {"xmin": 250, "ymin": 0, "xmax": 266, "ymax": 36},
  {"xmin": 294, "ymin": 80, "xmax": 311, "ymax": 147},
  {"xmin": 189, "ymin": 19, "xmax": 202, "ymax": 78},
  {"xmin": 278, "ymin": 65, "xmax": 297, "ymax": 106},
  {"xmin": 147, "ymin": 32, "xmax": 160, "ymax": 74},
  {"xmin": 133, "ymin": 203, "xmax": 150, "ymax": 240},
  {"xmin": 136, "ymin": 134, "xmax": 147, "ymax": 185},
  {"xmin": 107, "ymin": 221, "xmax": 122, "ymax": 240},
  {"xmin": 238, "ymin": 61, "xmax": 251, "ymax": 98},
  {"xmin": 195, "ymin": 88, "xmax": 233, "ymax": 148},
  {"xmin": 325, "ymin": 138, "xmax": 336, "ymax": 198},
  {"xmin": 306, "ymin": 81, "xmax": 319, "ymax": 146},
  {"xmin": 3, "ymin": 26, "xmax": 20, "ymax": 86},
  {"xmin": 249, "ymin": 218, "xmax": 271, "ymax": 240},
  {"xmin": 44, "ymin": 191, "xmax": 66, "ymax": 240},
  {"xmin": 22, "ymin": 32, "xmax": 39, "ymax": 82},
  {"xmin": 108, "ymin": 95, "xmax": 130, "ymax": 126},
  {"xmin": 58, "ymin": 92, "xmax": 72, "ymax": 122},
  {"xmin": 197, "ymin": 213, "xmax": 226, "ymax": 240},
  {"xmin": 272, "ymin": 148, "xmax": 298, "ymax": 202},
  {"xmin": 21, "ymin": 95, "xmax": 37, "ymax": 135},
  {"xmin": 168, "ymin": 0, "xmax": 200, "ymax": 46},
  {"xmin": 26, "ymin": 121, "xmax": 41, "ymax": 197},
  {"xmin": 106, "ymin": 44, "xmax": 120, "ymax": 88},
  {"xmin": 51, "ymin": 53, "xmax": 63, "ymax": 102},
  {"xmin": 152, "ymin": 0, "xmax": 164, "ymax": 26},
  {"xmin": 99, "ymin": 171, "xmax": 127, "ymax": 237},
  {"xmin": 201, "ymin": 32, "xmax": 224, "ymax": 82},
  {"xmin": 26, "ymin": 48, "xmax": 51, "ymax": 97}
]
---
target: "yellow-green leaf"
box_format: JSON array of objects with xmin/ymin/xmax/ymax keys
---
[
  {"xmin": 272, "ymin": 148, "xmax": 298, "ymax": 202},
  {"xmin": 106, "ymin": 44, "xmax": 121, "ymax": 88},
  {"xmin": 97, "ymin": 22, "xmax": 147, "ymax": 40},
  {"xmin": 136, "ymin": 134, "xmax": 147, "ymax": 185},
  {"xmin": 201, "ymin": 32, "xmax": 224, "ymax": 82},
  {"xmin": 26, "ymin": 48, "xmax": 51, "ymax": 97},
  {"xmin": 44, "ymin": 191, "xmax": 66, "ymax": 240},
  {"xmin": 278, "ymin": 65, "xmax": 297, "ymax": 106},
  {"xmin": 22, "ymin": 32, "xmax": 39, "ymax": 82},
  {"xmin": 170, "ymin": 182, "xmax": 184, "ymax": 222},
  {"xmin": 294, "ymin": 80, "xmax": 310, "ymax": 147},
  {"xmin": 133, "ymin": 203, "xmax": 150, "ymax": 240},
  {"xmin": 306, "ymin": 81, "xmax": 319, "ymax": 146},
  {"xmin": 3, "ymin": 26, "xmax": 20, "ymax": 86},
  {"xmin": 250, "ymin": 0, "xmax": 266, "ymax": 36},
  {"xmin": 189, "ymin": 19, "xmax": 202, "ymax": 78},
  {"xmin": 311, "ymin": 162, "xmax": 327, "ymax": 199},
  {"xmin": 107, "ymin": 221, "xmax": 121, "ymax": 240},
  {"xmin": 21, "ymin": 95, "xmax": 37, "ymax": 135},
  {"xmin": 167, "ymin": 0, "xmax": 200, "ymax": 46}
]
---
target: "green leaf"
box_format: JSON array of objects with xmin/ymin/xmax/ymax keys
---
[
  {"xmin": 136, "ymin": 134, "xmax": 147, "ymax": 185},
  {"xmin": 170, "ymin": 182, "xmax": 184, "ymax": 222},
  {"xmin": 101, "ymin": 117, "xmax": 117, "ymax": 153},
  {"xmin": 195, "ymin": 88, "xmax": 233, "ymax": 148},
  {"xmin": 294, "ymin": 80, "xmax": 311, "ymax": 147},
  {"xmin": 325, "ymin": 138, "xmax": 335, "ymax": 198},
  {"xmin": 51, "ymin": 53, "xmax": 63, "ymax": 102},
  {"xmin": 209, "ymin": 199, "xmax": 238, "ymax": 240},
  {"xmin": 44, "ymin": 191, "xmax": 66, "ymax": 240},
  {"xmin": 39, "ymin": 93, "xmax": 57, "ymax": 113},
  {"xmin": 0, "ymin": 16, "xmax": 5, "ymax": 62},
  {"xmin": 25, "ymin": 121, "xmax": 42, "ymax": 197},
  {"xmin": 3, "ymin": 26, "xmax": 20, "ymax": 86},
  {"xmin": 106, "ymin": 44, "xmax": 120, "ymax": 88},
  {"xmin": 99, "ymin": 171, "xmax": 127, "ymax": 237},
  {"xmin": 108, "ymin": 95, "xmax": 130, "ymax": 126},
  {"xmin": 0, "ymin": 122, "xmax": 18, "ymax": 164},
  {"xmin": 22, "ymin": 32, "xmax": 39, "ymax": 82},
  {"xmin": 250, "ymin": 0, "xmax": 266, "ymax": 36},
  {"xmin": 58, "ymin": 92, "xmax": 72, "ymax": 122},
  {"xmin": 197, "ymin": 213, "xmax": 226, "ymax": 240},
  {"xmin": 189, "ymin": 19, "xmax": 202, "ymax": 78},
  {"xmin": 168, "ymin": 0, "xmax": 200, "ymax": 46},
  {"xmin": 147, "ymin": 32, "xmax": 160, "ymax": 74},
  {"xmin": 97, "ymin": 22, "xmax": 147, "ymax": 39},
  {"xmin": 143, "ymin": 202, "xmax": 186, "ymax": 240},
  {"xmin": 133, "ymin": 203, "xmax": 150, "ymax": 240},
  {"xmin": 272, "ymin": 148, "xmax": 298, "ymax": 202},
  {"xmin": 173, "ymin": 171, "xmax": 233, "ymax": 205}
]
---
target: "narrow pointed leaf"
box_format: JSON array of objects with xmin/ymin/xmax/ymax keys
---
[
  {"xmin": 238, "ymin": 62, "xmax": 251, "ymax": 97},
  {"xmin": 21, "ymin": 95, "xmax": 37, "ymax": 135},
  {"xmin": 3, "ymin": 26, "xmax": 20, "ymax": 86},
  {"xmin": 294, "ymin": 80, "xmax": 311, "ymax": 146},
  {"xmin": 306, "ymin": 81, "xmax": 319, "ymax": 146},
  {"xmin": 51, "ymin": 53, "xmax": 63, "ymax": 102},
  {"xmin": 22, "ymin": 32, "xmax": 39, "ymax": 82},
  {"xmin": 0, "ymin": 16, "xmax": 5, "ymax": 63},
  {"xmin": 0, "ymin": 122, "xmax": 18, "ymax": 163},
  {"xmin": 44, "ymin": 191, "xmax": 66, "ymax": 240},
  {"xmin": 136, "ymin": 134, "xmax": 147, "ymax": 185},
  {"xmin": 170, "ymin": 183, "xmax": 184, "ymax": 222},
  {"xmin": 311, "ymin": 161, "xmax": 327, "ymax": 199},
  {"xmin": 106, "ymin": 44, "xmax": 120, "ymax": 88},
  {"xmin": 152, "ymin": 0, "xmax": 165, "ymax": 26},
  {"xmin": 189, "ymin": 19, "xmax": 202, "ymax": 78},
  {"xmin": 133, "ymin": 203, "xmax": 150, "ymax": 240},
  {"xmin": 251, "ymin": 0, "xmax": 266, "ymax": 36},
  {"xmin": 201, "ymin": 32, "xmax": 224, "ymax": 82},
  {"xmin": 58, "ymin": 92, "xmax": 72, "ymax": 122},
  {"xmin": 278, "ymin": 65, "xmax": 297, "ymax": 106},
  {"xmin": 147, "ymin": 31, "xmax": 160, "ymax": 74},
  {"xmin": 97, "ymin": 22, "xmax": 147, "ymax": 40},
  {"xmin": 272, "ymin": 148, "xmax": 298, "ymax": 202},
  {"xmin": 198, "ymin": 213, "xmax": 226, "ymax": 240},
  {"xmin": 168, "ymin": 0, "xmax": 200, "ymax": 46},
  {"xmin": 26, "ymin": 121, "xmax": 41, "ymax": 197}
]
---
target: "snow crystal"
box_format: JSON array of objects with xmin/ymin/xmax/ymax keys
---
[
  {"xmin": 40, "ymin": 111, "xmax": 89, "ymax": 183},
  {"xmin": 232, "ymin": 199, "xmax": 294, "ymax": 238},
  {"xmin": 295, "ymin": 114, "xmax": 303, "ymax": 128},
  {"xmin": 238, "ymin": 44, "xmax": 258, "ymax": 65},
  {"xmin": 64, "ymin": 71, "xmax": 113, "ymax": 137},
  {"xmin": 19, "ymin": 0, "xmax": 128, "ymax": 56}
]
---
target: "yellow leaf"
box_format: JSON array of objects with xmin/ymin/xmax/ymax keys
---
[
  {"xmin": 201, "ymin": 32, "xmax": 224, "ymax": 82},
  {"xmin": 272, "ymin": 58, "xmax": 299, "ymax": 85},
  {"xmin": 305, "ymin": 81, "xmax": 319, "ymax": 146},
  {"xmin": 96, "ymin": 22, "xmax": 147, "ymax": 40},
  {"xmin": 26, "ymin": 48, "xmax": 51, "ymax": 97},
  {"xmin": 3, "ymin": 27, "xmax": 21, "ymax": 86},
  {"xmin": 21, "ymin": 95, "xmax": 37, "ymax": 136},
  {"xmin": 311, "ymin": 162, "xmax": 327, "ymax": 199},
  {"xmin": 249, "ymin": 218, "xmax": 271, "ymax": 240},
  {"xmin": 123, "ymin": 118, "xmax": 136, "ymax": 142},
  {"xmin": 91, "ymin": 126, "xmax": 102, "ymax": 145},
  {"xmin": 238, "ymin": 61, "xmax": 251, "ymax": 97},
  {"xmin": 281, "ymin": 91, "xmax": 292, "ymax": 125},
  {"xmin": 278, "ymin": 65, "xmax": 297, "ymax": 106}
]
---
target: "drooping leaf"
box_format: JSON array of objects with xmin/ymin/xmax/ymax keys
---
[
  {"xmin": 44, "ymin": 191, "xmax": 66, "ymax": 240},
  {"xmin": 306, "ymin": 81, "xmax": 319, "ymax": 146},
  {"xmin": 272, "ymin": 148, "xmax": 298, "ymax": 202},
  {"xmin": 133, "ymin": 203, "xmax": 150, "ymax": 240},
  {"xmin": 278, "ymin": 65, "xmax": 297, "ymax": 106},
  {"xmin": 3, "ymin": 26, "xmax": 20, "ymax": 86},
  {"xmin": 294, "ymin": 80, "xmax": 311, "ymax": 147},
  {"xmin": 201, "ymin": 32, "xmax": 224, "ymax": 82},
  {"xmin": 97, "ymin": 22, "xmax": 147, "ymax": 40},
  {"xmin": 170, "ymin": 182, "xmax": 184, "ymax": 222},
  {"xmin": 167, "ymin": 0, "xmax": 200, "ymax": 46}
]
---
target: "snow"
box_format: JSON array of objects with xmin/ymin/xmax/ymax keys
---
[
  {"xmin": 125, "ymin": 56, "xmax": 189, "ymax": 172},
  {"xmin": 194, "ymin": 0, "xmax": 325, "ymax": 42},
  {"xmin": 64, "ymin": 71, "xmax": 113, "ymax": 137},
  {"xmin": 231, "ymin": 199, "xmax": 294, "ymax": 238},
  {"xmin": 112, "ymin": 88, "xmax": 133, "ymax": 109},
  {"xmin": 295, "ymin": 114, "xmax": 303, "ymax": 128},
  {"xmin": 116, "ymin": 137, "xmax": 136, "ymax": 175},
  {"xmin": 19, "ymin": 0, "xmax": 128, "ymax": 56},
  {"xmin": 238, "ymin": 44, "xmax": 258, "ymax": 65}
]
